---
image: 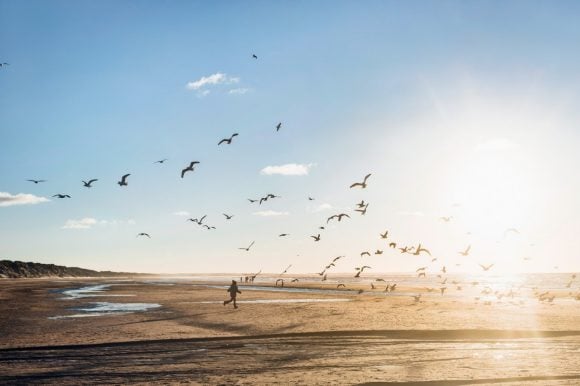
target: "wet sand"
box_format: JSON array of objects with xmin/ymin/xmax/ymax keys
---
[{"xmin": 1, "ymin": 278, "xmax": 579, "ymax": 384}]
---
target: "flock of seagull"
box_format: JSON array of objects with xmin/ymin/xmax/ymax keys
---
[{"xmin": 11, "ymin": 55, "xmax": 578, "ymax": 306}]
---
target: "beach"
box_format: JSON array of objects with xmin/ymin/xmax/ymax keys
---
[{"xmin": 1, "ymin": 276, "xmax": 579, "ymax": 384}]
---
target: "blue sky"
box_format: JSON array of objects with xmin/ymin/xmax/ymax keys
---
[{"xmin": 1, "ymin": 1, "xmax": 580, "ymax": 274}]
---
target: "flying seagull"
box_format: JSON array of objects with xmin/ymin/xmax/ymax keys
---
[
  {"xmin": 355, "ymin": 203, "xmax": 369, "ymax": 215},
  {"xmin": 350, "ymin": 173, "xmax": 371, "ymax": 189},
  {"xmin": 239, "ymin": 241, "xmax": 255, "ymax": 251},
  {"xmin": 459, "ymin": 245, "xmax": 471, "ymax": 256},
  {"xmin": 27, "ymin": 179, "xmax": 46, "ymax": 184},
  {"xmin": 308, "ymin": 197, "xmax": 315, "ymax": 201},
  {"xmin": 252, "ymin": 54, "xmax": 258, "ymax": 59},
  {"xmin": 276, "ymin": 122, "xmax": 282, "ymax": 131},
  {"xmin": 327, "ymin": 213, "xmax": 350, "ymax": 223},
  {"xmin": 137, "ymin": 233, "xmax": 151, "ymax": 238},
  {"xmin": 52, "ymin": 194, "xmax": 71, "ymax": 198},
  {"xmin": 118, "ymin": 174, "xmax": 130, "ymax": 186},
  {"xmin": 439, "ymin": 216, "xmax": 453, "ymax": 222},
  {"xmin": 360, "ymin": 251, "xmax": 370, "ymax": 257},
  {"xmin": 332, "ymin": 255, "xmax": 344, "ymax": 262},
  {"xmin": 280, "ymin": 265, "xmax": 292, "ymax": 275},
  {"xmin": 279, "ymin": 233, "xmax": 289, "ymax": 237},
  {"xmin": 202, "ymin": 225, "xmax": 216, "ymax": 230},
  {"xmin": 413, "ymin": 243, "xmax": 431, "ymax": 256},
  {"xmin": 479, "ymin": 263, "xmax": 494, "ymax": 271},
  {"xmin": 181, "ymin": 161, "xmax": 200, "ymax": 178},
  {"xmin": 223, "ymin": 214, "xmax": 234, "ymax": 220},
  {"xmin": 82, "ymin": 179, "xmax": 98, "ymax": 188},
  {"xmin": 0, "ymin": 62, "xmax": 9, "ymax": 67},
  {"xmin": 154, "ymin": 159, "xmax": 168, "ymax": 164},
  {"xmin": 311, "ymin": 234, "xmax": 321, "ymax": 242},
  {"xmin": 218, "ymin": 133, "xmax": 239, "ymax": 145},
  {"xmin": 354, "ymin": 265, "xmax": 371, "ymax": 278}
]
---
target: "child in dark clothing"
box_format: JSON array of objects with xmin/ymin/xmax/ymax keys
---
[{"xmin": 223, "ymin": 280, "xmax": 242, "ymax": 309}]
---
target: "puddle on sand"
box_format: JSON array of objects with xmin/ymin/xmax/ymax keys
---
[{"xmin": 51, "ymin": 284, "xmax": 161, "ymax": 319}]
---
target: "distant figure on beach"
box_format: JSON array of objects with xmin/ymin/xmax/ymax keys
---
[{"xmin": 223, "ymin": 280, "xmax": 242, "ymax": 309}]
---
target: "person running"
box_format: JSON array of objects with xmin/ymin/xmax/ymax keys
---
[{"xmin": 223, "ymin": 280, "xmax": 242, "ymax": 309}]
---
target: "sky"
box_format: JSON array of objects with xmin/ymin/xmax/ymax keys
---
[{"xmin": 1, "ymin": 0, "xmax": 579, "ymax": 274}]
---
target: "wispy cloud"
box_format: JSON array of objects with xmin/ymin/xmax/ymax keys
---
[
  {"xmin": 186, "ymin": 72, "xmax": 239, "ymax": 91},
  {"xmin": 228, "ymin": 88, "xmax": 251, "ymax": 95},
  {"xmin": 62, "ymin": 218, "xmax": 135, "ymax": 229},
  {"xmin": 253, "ymin": 210, "xmax": 290, "ymax": 217},
  {"xmin": 260, "ymin": 163, "xmax": 315, "ymax": 176},
  {"xmin": 173, "ymin": 211, "xmax": 191, "ymax": 217},
  {"xmin": 475, "ymin": 138, "xmax": 520, "ymax": 152},
  {"xmin": 0, "ymin": 192, "xmax": 49, "ymax": 207},
  {"xmin": 62, "ymin": 218, "xmax": 98, "ymax": 229}
]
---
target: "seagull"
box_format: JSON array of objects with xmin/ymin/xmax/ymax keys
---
[
  {"xmin": 218, "ymin": 133, "xmax": 239, "ymax": 145},
  {"xmin": 360, "ymin": 251, "xmax": 370, "ymax": 257},
  {"xmin": 27, "ymin": 179, "xmax": 46, "ymax": 184},
  {"xmin": 325, "ymin": 263, "xmax": 335, "ymax": 269},
  {"xmin": 252, "ymin": 54, "xmax": 258, "ymax": 59},
  {"xmin": 189, "ymin": 215, "xmax": 206, "ymax": 225},
  {"xmin": 181, "ymin": 161, "xmax": 200, "ymax": 178},
  {"xmin": 439, "ymin": 216, "xmax": 453, "ymax": 222},
  {"xmin": 417, "ymin": 272, "xmax": 426, "ymax": 278},
  {"xmin": 375, "ymin": 250, "xmax": 383, "ymax": 255},
  {"xmin": 279, "ymin": 233, "xmax": 289, "ymax": 237},
  {"xmin": 399, "ymin": 246, "xmax": 411, "ymax": 254},
  {"xmin": 308, "ymin": 197, "xmax": 315, "ymax": 201},
  {"xmin": 459, "ymin": 245, "xmax": 471, "ymax": 256},
  {"xmin": 416, "ymin": 267, "xmax": 427, "ymax": 272},
  {"xmin": 82, "ymin": 179, "xmax": 98, "ymax": 188},
  {"xmin": 154, "ymin": 159, "xmax": 168, "ymax": 164},
  {"xmin": 337, "ymin": 284, "xmax": 346, "ymax": 288},
  {"xmin": 248, "ymin": 199, "xmax": 258, "ymax": 203},
  {"xmin": 356, "ymin": 200, "xmax": 367, "ymax": 208},
  {"xmin": 0, "ymin": 62, "xmax": 9, "ymax": 67},
  {"xmin": 311, "ymin": 234, "xmax": 321, "ymax": 242},
  {"xmin": 349, "ymin": 173, "xmax": 371, "ymax": 189},
  {"xmin": 52, "ymin": 194, "xmax": 71, "ymax": 198},
  {"xmin": 355, "ymin": 203, "xmax": 369, "ymax": 215},
  {"xmin": 375, "ymin": 278, "xmax": 386, "ymax": 282},
  {"xmin": 354, "ymin": 265, "xmax": 371, "ymax": 278},
  {"xmin": 322, "ymin": 274, "xmax": 328, "ymax": 281},
  {"xmin": 327, "ymin": 213, "xmax": 350, "ymax": 223},
  {"xmin": 380, "ymin": 230, "xmax": 389, "ymax": 239},
  {"xmin": 479, "ymin": 263, "xmax": 494, "ymax": 271},
  {"xmin": 332, "ymin": 256, "xmax": 344, "ymax": 263},
  {"xmin": 118, "ymin": 174, "xmax": 130, "ymax": 186},
  {"xmin": 238, "ymin": 241, "xmax": 255, "ymax": 251},
  {"xmin": 371, "ymin": 283, "xmax": 376, "ymax": 289},
  {"xmin": 223, "ymin": 214, "xmax": 234, "ymax": 220},
  {"xmin": 202, "ymin": 225, "xmax": 216, "ymax": 230},
  {"xmin": 318, "ymin": 269, "xmax": 327, "ymax": 276},
  {"xmin": 412, "ymin": 244, "xmax": 431, "ymax": 256},
  {"xmin": 291, "ymin": 278, "xmax": 299, "ymax": 283},
  {"xmin": 389, "ymin": 242, "xmax": 397, "ymax": 248},
  {"xmin": 280, "ymin": 264, "xmax": 292, "ymax": 275},
  {"xmin": 441, "ymin": 266, "xmax": 447, "ymax": 274},
  {"xmin": 275, "ymin": 278, "xmax": 284, "ymax": 286},
  {"xmin": 276, "ymin": 122, "xmax": 282, "ymax": 131},
  {"xmin": 137, "ymin": 233, "xmax": 151, "ymax": 238},
  {"xmin": 319, "ymin": 226, "xmax": 325, "ymax": 230}
]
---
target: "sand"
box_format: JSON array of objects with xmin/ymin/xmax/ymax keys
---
[{"xmin": 1, "ymin": 278, "xmax": 579, "ymax": 384}]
